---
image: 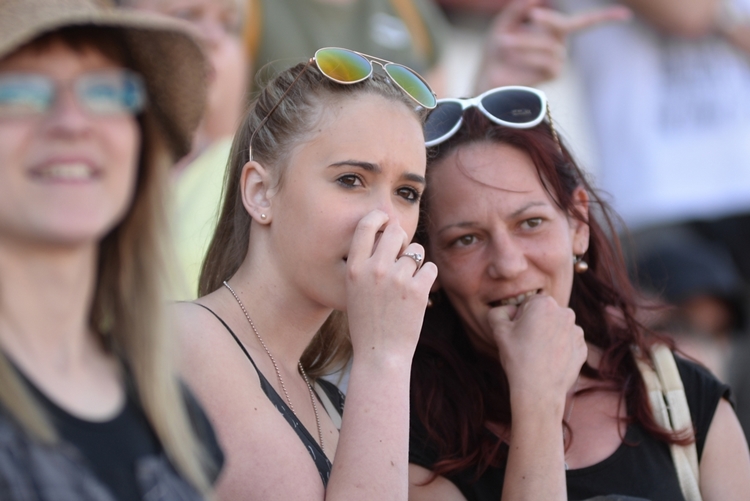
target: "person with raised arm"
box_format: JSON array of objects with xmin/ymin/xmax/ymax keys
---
[{"xmin": 172, "ymin": 48, "xmax": 438, "ymax": 499}]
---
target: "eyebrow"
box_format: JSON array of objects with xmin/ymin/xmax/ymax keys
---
[
  {"xmin": 436, "ymin": 201, "xmax": 549, "ymax": 236},
  {"xmin": 510, "ymin": 201, "xmax": 548, "ymax": 218},
  {"xmin": 437, "ymin": 221, "xmax": 479, "ymax": 236},
  {"xmin": 328, "ymin": 160, "xmax": 426, "ymax": 186}
]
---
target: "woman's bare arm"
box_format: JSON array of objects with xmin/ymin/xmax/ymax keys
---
[{"xmin": 699, "ymin": 398, "xmax": 750, "ymax": 500}]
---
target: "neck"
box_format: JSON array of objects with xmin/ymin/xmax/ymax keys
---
[
  {"xmin": 226, "ymin": 252, "xmax": 334, "ymax": 373},
  {"xmin": 0, "ymin": 240, "xmax": 98, "ymax": 369}
]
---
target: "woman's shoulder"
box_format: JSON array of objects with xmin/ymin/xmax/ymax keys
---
[
  {"xmin": 171, "ymin": 298, "xmax": 244, "ymax": 359},
  {"xmin": 673, "ymin": 353, "xmax": 732, "ymax": 457},
  {"xmin": 172, "ymin": 298, "xmax": 223, "ymax": 333}
]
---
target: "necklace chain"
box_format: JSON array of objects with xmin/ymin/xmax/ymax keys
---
[{"xmin": 223, "ymin": 281, "xmax": 325, "ymax": 453}]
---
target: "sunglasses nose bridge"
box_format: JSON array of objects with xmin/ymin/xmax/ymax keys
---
[{"xmin": 370, "ymin": 60, "xmax": 387, "ymax": 72}]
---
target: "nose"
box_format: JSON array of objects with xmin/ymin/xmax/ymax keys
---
[
  {"xmin": 486, "ymin": 232, "xmax": 527, "ymax": 280},
  {"xmin": 43, "ymin": 86, "xmax": 92, "ymax": 137}
]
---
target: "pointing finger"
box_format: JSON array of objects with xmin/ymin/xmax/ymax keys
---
[{"xmin": 530, "ymin": 6, "xmax": 632, "ymax": 39}]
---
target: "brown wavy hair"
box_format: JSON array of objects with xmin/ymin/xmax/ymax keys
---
[
  {"xmin": 410, "ymin": 108, "xmax": 689, "ymax": 480},
  {"xmin": 198, "ymin": 60, "xmax": 428, "ymax": 378}
]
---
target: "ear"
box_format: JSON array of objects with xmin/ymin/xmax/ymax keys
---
[
  {"xmin": 570, "ymin": 187, "xmax": 590, "ymax": 256},
  {"xmin": 240, "ymin": 160, "xmax": 274, "ymax": 224}
]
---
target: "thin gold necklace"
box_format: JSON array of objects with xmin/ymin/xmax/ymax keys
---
[{"xmin": 223, "ymin": 280, "xmax": 325, "ymax": 452}]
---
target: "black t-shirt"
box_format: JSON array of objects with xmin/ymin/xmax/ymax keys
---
[
  {"xmin": 21, "ymin": 372, "xmax": 223, "ymax": 501},
  {"xmin": 410, "ymin": 356, "xmax": 730, "ymax": 501},
  {"xmin": 30, "ymin": 383, "xmax": 160, "ymax": 501}
]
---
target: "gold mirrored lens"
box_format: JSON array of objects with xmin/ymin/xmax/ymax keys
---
[
  {"xmin": 315, "ymin": 48, "xmax": 372, "ymax": 83},
  {"xmin": 385, "ymin": 63, "xmax": 436, "ymax": 109}
]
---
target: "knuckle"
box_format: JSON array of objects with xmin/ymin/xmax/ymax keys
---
[
  {"xmin": 409, "ymin": 243, "xmax": 425, "ymax": 256},
  {"xmin": 371, "ymin": 263, "xmax": 388, "ymax": 281},
  {"xmin": 346, "ymin": 262, "xmax": 362, "ymax": 281}
]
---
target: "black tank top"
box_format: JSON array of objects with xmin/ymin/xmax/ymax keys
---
[
  {"xmin": 409, "ymin": 353, "xmax": 731, "ymax": 501},
  {"xmin": 195, "ymin": 304, "xmax": 345, "ymax": 487}
]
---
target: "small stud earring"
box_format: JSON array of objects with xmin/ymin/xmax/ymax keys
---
[
  {"xmin": 573, "ymin": 255, "xmax": 588, "ymax": 274},
  {"xmin": 260, "ymin": 213, "xmax": 267, "ymax": 220}
]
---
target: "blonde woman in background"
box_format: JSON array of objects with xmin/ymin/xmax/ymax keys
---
[
  {"xmin": 116, "ymin": 0, "xmax": 250, "ymax": 298},
  {"xmin": 0, "ymin": 0, "xmax": 222, "ymax": 498}
]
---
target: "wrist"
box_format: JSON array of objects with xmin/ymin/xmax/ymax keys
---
[
  {"xmin": 510, "ymin": 388, "xmax": 567, "ymax": 422},
  {"xmin": 351, "ymin": 349, "xmax": 413, "ymax": 376}
]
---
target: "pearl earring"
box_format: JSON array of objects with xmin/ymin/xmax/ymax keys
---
[
  {"xmin": 574, "ymin": 255, "xmax": 588, "ymax": 274},
  {"xmin": 260, "ymin": 213, "xmax": 267, "ymax": 220}
]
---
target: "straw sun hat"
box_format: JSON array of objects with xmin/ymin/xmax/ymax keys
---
[{"xmin": 0, "ymin": 0, "xmax": 208, "ymax": 160}]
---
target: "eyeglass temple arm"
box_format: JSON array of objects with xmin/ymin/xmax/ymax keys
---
[{"xmin": 249, "ymin": 58, "xmax": 315, "ymax": 160}]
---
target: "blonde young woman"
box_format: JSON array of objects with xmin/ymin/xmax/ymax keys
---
[
  {"xmin": 0, "ymin": 0, "xmax": 222, "ymax": 498},
  {"xmin": 173, "ymin": 49, "xmax": 438, "ymax": 500}
]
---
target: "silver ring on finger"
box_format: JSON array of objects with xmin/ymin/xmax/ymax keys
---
[{"xmin": 399, "ymin": 252, "xmax": 424, "ymax": 270}]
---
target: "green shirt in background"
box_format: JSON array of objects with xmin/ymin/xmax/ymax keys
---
[{"xmin": 251, "ymin": 0, "xmax": 449, "ymax": 93}]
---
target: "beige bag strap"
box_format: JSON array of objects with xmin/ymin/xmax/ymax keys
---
[
  {"xmin": 636, "ymin": 345, "xmax": 702, "ymax": 501},
  {"xmin": 314, "ymin": 381, "xmax": 342, "ymax": 430}
]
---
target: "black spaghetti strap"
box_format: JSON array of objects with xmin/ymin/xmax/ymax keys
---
[
  {"xmin": 192, "ymin": 303, "xmax": 263, "ymax": 374},
  {"xmin": 189, "ymin": 302, "xmax": 334, "ymax": 486}
]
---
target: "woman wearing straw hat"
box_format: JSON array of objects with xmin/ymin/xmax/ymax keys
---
[{"xmin": 0, "ymin": 0, "xmax": 222, "ymax": 499}]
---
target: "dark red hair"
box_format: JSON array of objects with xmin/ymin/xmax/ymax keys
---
[{"xmin": 411, "ymin": 109, "xmax": 688, "ymax": 480}]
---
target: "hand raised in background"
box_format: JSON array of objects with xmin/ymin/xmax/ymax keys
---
[{"xmin": 475, "ymin": 0, "xmax": 631, "ymax": 91}]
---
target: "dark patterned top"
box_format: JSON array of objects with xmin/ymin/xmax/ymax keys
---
[
  {"xmin": 195, "ymin": 304, "xmax": 345, "ymax": 487},
  {"xmin": 0, "ymin": 373, "xmax": 223, "ymax": 501}
]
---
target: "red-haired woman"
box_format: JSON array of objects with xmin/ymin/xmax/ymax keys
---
[{"xmin": 408, "ymin": 88, "xmax": 750, "ymax": 500}]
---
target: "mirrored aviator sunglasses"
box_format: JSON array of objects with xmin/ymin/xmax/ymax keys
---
[
  {"xmin": 424, "ymin": 86, "xmax": 548, "ymax": 147},
  {"xmin": 249, "ymin": 47, "xmax": 437, "ymax": 156},
  {"xmin": 314, "ymin": 47, "xmax": 436, "ymax": 109}
]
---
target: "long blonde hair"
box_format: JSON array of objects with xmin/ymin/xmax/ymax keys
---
[
  {"xmin": 0, "ymin": 29, "xmax": 213, "ymax": 495},
  {"xmin": 199, "ymin": 61, "xmax": 427, "ymax": 379}
]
